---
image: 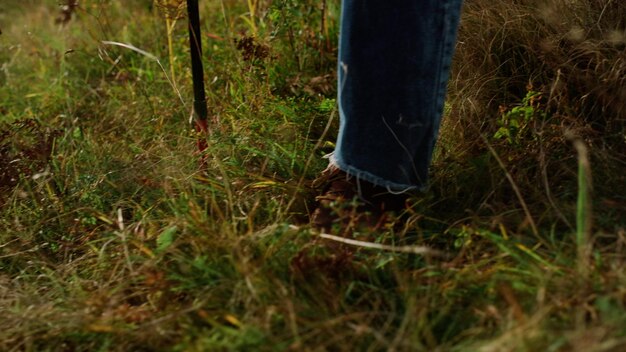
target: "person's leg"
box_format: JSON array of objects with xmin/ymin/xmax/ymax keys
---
[{"xmin": 331, "ymin": 0, "xmax": 464, "ymax": 192}]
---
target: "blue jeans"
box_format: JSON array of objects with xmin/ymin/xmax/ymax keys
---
[{"xmin": 330, "ymin": 0, "xmax": 463, "ymax": 192}]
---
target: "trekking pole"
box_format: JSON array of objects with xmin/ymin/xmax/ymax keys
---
[{"xmin": 186, "ymin": 0, "xmax": 209, "ymax": 156}]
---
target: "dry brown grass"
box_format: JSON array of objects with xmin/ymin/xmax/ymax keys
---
[
  {"xmin": 454, "ymin": 0, "xmax": 625, "ymax": 119},
  {"xmin": 436, "ymin": 0, "xmax": 626, "ymax": 228}
]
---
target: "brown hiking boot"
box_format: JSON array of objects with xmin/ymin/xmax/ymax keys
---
[{"xmin": 310, "ymin": 166, "xmax": 409, "ymax": 234}]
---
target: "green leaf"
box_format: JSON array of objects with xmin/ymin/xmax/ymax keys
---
[
  {"xmin": 318, "ymin": 98, "xmax": 336, "ymax": 113},
  {"xmin": 494, "ymin": 127, "xmax": 509, "ymax": 140},
  {"xmin": 157, "ymin": 226, "xmax": 177, "ymax": 253}
]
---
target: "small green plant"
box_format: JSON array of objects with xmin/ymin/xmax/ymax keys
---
[{"xmin": 493, "ymin": 90, "xmax": 546, "ymax": 145}]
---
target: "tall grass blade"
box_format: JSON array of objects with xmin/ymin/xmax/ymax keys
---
[
  {"xmin": 573, "ymin": 138, "xmax": 593, "ymax": 276},
  {"xmin": 101, "ymin": 40, "xmax": 185, "ymax": 106}
]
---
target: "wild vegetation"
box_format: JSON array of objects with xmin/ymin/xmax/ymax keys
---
[{"xmin": 0, "ymin": 0, "xmax": 625, "ymax": 350}]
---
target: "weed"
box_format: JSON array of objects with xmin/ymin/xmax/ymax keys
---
[{"xmin": 494, "ymin": 90, "xmax": 546, "ymax": 146}]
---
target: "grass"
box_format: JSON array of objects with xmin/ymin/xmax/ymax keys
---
[{"xmin": 1, "ymin": 0, "xmax": 625, "ymax": 351}]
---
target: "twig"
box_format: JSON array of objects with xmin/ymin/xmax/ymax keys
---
[
  {"xmin": 317, "ymin": 233, "xmax": 447, "ymax": 257},
  {"xmin": 0, "ymin": 247, "xmax": 40, "ymax": 259},
  {"xmin": 0, "ymin": 238, "xmax": 19, "ymax": 249},
  {"xmin": 116, "ymin": 208, "xmax": 135, "ymax": 275}
]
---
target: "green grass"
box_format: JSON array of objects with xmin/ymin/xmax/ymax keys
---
[{"xmin": 1, "ymin": 0, "xmax": 625, "ymax": 351}]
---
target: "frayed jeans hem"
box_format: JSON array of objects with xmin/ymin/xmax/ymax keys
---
[{"xmin": 327, "ymin": 153, "xmax": 426, "ymax": 194}]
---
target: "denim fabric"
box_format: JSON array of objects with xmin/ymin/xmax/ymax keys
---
[{"xmin": 330, "ymin": 0, "xmax": 463, "ymax": 192}]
